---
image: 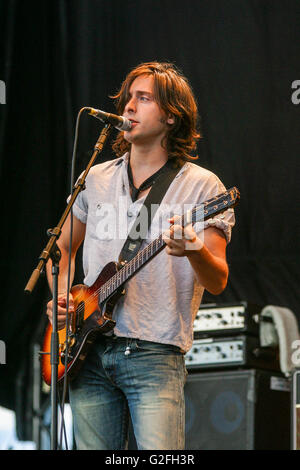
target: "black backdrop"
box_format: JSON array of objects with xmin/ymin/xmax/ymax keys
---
[{"xmin": 1, "ymin": 0, "xmax": 300, "ymax": 412}]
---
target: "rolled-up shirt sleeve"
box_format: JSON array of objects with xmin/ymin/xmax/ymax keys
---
[{"xmin": 193, "ymin": 173, "xmax": 235, "ymax": 244}]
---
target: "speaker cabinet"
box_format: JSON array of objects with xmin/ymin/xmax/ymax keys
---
[{"xmin": 185, "ymin": 369, "xmax": 290, "ymax": 450}]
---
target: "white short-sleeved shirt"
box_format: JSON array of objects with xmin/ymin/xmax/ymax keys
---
[{"xmin": 72, "ymin": 153, "xmax": 235, "ymax": 352}]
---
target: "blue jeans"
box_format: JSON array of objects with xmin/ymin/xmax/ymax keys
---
[{"xmin": 69, "ymin": 335, "xmax": 187, "ymax": 450}]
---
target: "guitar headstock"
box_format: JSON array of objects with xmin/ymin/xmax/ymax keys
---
[
  {"xmin": 185, "ymin": 186, "xmax": 240, "ymax": 226},
  {"xmin": 204, "ymin": 186, "xmax": 240, "ymax": 216}
]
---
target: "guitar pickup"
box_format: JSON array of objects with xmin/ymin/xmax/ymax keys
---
[{"xmin": 76, "ymin": 301, "xmax": 85, "ymax": 330}]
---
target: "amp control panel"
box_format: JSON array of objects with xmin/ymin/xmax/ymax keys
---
[
  {"xmin": 193, "ymin": 302, "xmax": 261, "ymax": 338},
  {"xmin": 185, "ymin": 335, "xmax": 280, "ymax": 371},
  {"xmin": 186, "ymin": 337, "xmax": 245, "ymax": 368}
]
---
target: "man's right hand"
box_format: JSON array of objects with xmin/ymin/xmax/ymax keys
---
[{"xmin": 46, "ymin": 293, "xmax": 74, "ymax": 330}]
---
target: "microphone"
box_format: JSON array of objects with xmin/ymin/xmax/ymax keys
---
[{"xmin": 86, "ymin": 107, "xmax": 132, "ymax": 131}]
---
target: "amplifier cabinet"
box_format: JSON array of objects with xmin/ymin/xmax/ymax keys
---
[{"xmin": 184, "ymin": 369, "xmax": 290, "ymax": 450}]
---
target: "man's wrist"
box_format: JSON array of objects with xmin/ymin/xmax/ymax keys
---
[{"xmin": 185, "ymin": 236, "xmax": 204, "ymax": 255}]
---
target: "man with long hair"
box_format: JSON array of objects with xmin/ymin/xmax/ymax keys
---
[{"xmin": 46, "ymin": 61, "xmax": 235, "ymax": 449}]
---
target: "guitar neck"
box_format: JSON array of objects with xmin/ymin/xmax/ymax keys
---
[
  {"xmin": 98, "ymin": 234, "xmax": 165, "ymax": 304},
  {"xmin": 98, "ymin": 187, "xmax": 239, "ymax": 303}
]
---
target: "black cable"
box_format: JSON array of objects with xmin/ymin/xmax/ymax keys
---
[{"xmin": 57, "ymin": 107, "xmax": 86, "ymax": 450}]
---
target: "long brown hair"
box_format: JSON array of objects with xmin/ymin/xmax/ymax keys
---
[{"xmin": 111, "ymin": 61, "xmax": 201, "ymax": 166}]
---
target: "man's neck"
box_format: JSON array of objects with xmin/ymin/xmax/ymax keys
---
[
  {"xmin": 129, "ymin": 144, "xmax": 168, "ymax": 174},
  {"xmin": 127, "ymin": 145, "xmax": 169, "ymax": 194}
]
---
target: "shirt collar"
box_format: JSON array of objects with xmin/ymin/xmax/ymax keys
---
[
  {"xmin": 116, "ymin": 152, "xmax": 189, "ymax": 178},
  {"xmin": 115, "ymin": 152, "xmax": 130, "ymax": 166}
]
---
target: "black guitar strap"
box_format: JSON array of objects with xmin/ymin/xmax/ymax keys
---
[{"xmin": 118, "ymin": 160, "xmax": 182, "ymax": 264}]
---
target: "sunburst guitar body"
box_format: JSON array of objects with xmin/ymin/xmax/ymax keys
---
[{"xmin": 41, "ymin": 262, "xmax": 121, "ymax": 385}]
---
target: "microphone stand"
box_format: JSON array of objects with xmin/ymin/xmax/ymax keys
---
[{"xmin": 24, "ymin": 123, "xmax": 112, "ymax": 450}]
